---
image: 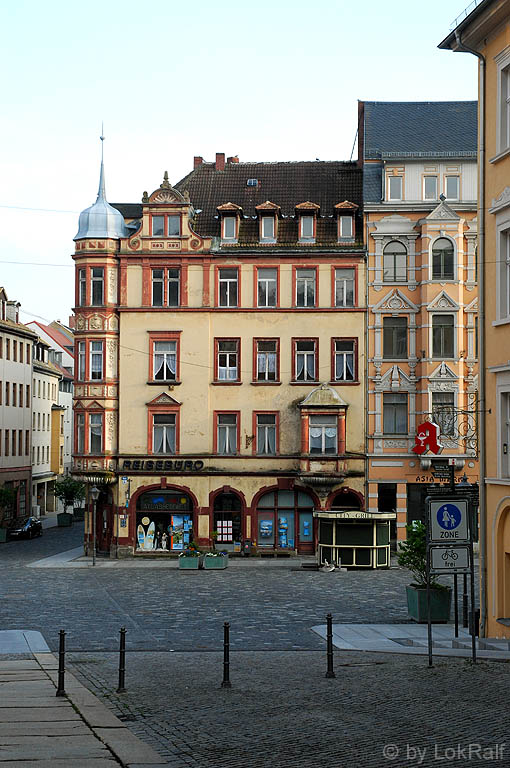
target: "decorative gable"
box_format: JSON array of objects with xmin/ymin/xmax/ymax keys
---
[
  {"xmin": 373, "ymin": 288, "xmax": 419, "ymax": 314},
  {"xmin": 427, "ymin": 291, "xmax": 460, "ymax": 312},
  {"xmin": 376, "ymin": 365, "xmax": 415, "ymax": 392},
  {"xmin": 146, "ymin": 392, "xmax": 181, "ymax": 407},
  {"xmin": 144, "ymin": 172, "xmax": 186, "ymax": 204},
  {"xmin": 464, "ymin": 296, "xmax": 478, "ymax": 313},
  {"xmin": 429, "ymin": 362, "xmax": 458, "ymax": 381},
  {"xmin": 426, "ymin": 197, "xmax": 460, "ymax": 221},
  {"xmin": 299, "ymin": 383, "xmax": 348, "ymax": 409}
]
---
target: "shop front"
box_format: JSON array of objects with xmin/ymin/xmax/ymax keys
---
[
  {"xmin": 135, "ymin": 488, "xmax": 195, "ymax": 553},
  {"xmin": 254, "ymin": 488, "xmax": 316, "ymax": 554}
]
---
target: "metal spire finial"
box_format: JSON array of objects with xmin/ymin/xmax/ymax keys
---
[{"xmin": 97, "ymin": 123, "xmax": 106, "ymax": 201}]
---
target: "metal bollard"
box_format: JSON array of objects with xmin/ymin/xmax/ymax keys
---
[
  {"xmin": 454, "ymin": 574, "xmax": 459, "ymax": 638},
  {"xmin": 117, "ymin": 627, "xmax": 126, "ymax": 693},
  {"xmin": 325, "ymin": 613, "xmax": 336, "ymax": 679},
  {"xmin": 221, "ymin": 622, "xmax": 232, "ymax": 688},
  {"xmin": 56, "ymin": 630, "xmax": 66, "ymax": 697},
  {"xmin": 462, "ymin": 573, "xmax": 468, "ymax": 628}
]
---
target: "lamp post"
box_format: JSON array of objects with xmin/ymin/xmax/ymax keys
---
[{"xmin": 90, "ymin": 485, "xmax": 99, "ymax": 567}]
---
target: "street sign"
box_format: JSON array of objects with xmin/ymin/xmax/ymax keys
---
[
  {"xmin": 430, "ymin": 546, "xmax": 470, "ymax": 573},
  {"xmin": 429, "ymin": 499, "xmax": 469, "ymax": 543}
]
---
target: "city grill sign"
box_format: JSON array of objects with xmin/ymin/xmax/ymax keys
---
[{"xmin": 121, "ymin": 459, "xmax": 205, "ymax": 472}]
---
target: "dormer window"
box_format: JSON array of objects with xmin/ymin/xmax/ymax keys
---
[
  {"xmin": 151, "ymin": 214, "xmax": 181, "ymax": 237},
  {"xmin": 152, "ymin": 215, "xmax": 165, "ymax": 237},
  {"xmin": 300, "ymin": 216, "xmax": 314, "ymax": 239},
  {"xmin": 256, "ymin": 201, "xmax": 280, "ymax": 243},
  {"xmin": 334, "ymin": 201, "xmax": 358, "ymax": 242},
  {"xmin": 223, "ymin": 217, "xmax": 236, "ymax": 240},
  {"xmin": 296, "ymin": 202, "xmax": 319, "ymax": 243},
  {"xmin": 217, "ymin": 202, "xmax": 242, "ymax": 244}
]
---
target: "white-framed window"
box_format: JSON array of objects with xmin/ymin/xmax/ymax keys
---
[
  {"xmin": 432, "ymin": 314, "xmax": 455, "ymax": 358},
  {"xmin": 334, "ymin": 340, "xmax": 355, "ymax": 381},
  {"xmin": 256, "ymin": 340, "xmax": 277, "ymax": 381},
  {"xmin": 153, "ymin": 413, "xmax": 176, "ymax": 454},
  {"xmin": 77, "ymin": 413, "xmax": 85, "ymax": 453},
  {"xmin": 300, "ymin": 216, "xmax": 314, "ymax": 240},
  {"xmin": 89, "ymin": 413, "xmax": 103, "ymax": 454},
  {"xmin": 335, "ymin": 268, "xmax": 355, "ymax": 307},
  {"xmin": 424, "ymin": 176, "xmax": 438, "ymax": 200},
  {"xmin": 154, "ymin": 341, "xmax": 177, "ymax": 381},
  {"xmin": 78, "ymin": 269, "xmax": 86, "ymax": 306},
  {"xmin": 383, "ymin": 393, "xmax": 408, "ymax": 434},
  {"xmin": 218, "ymin": 268, "xmax": 238, "ymax": 307},
  {"xmin": 498, "ymin": 228, "xmax": 510, "ymax": 320},
  {"xmin": 152, "ymin": 269, "xmax": 164, "ymax": 306},
  {"xmin": 217, "ymin": 340, "xmax": 239, "ymax": 381},
  {"xmin": 223, "ymin": 216, "xmax": 236, "ymax": 240},
  {"xmin": 309, "ymin": 414, "xmax": 337, "ymax": 455},
  {"xmin": 152, "ymin": 215, "xmax": 165, "ymax": 236},
  {"xmin": 90, "ymin": 341, "xmax": 103, "ymax": 381},
  {"xmin": 217, "ymin": 413, "xmax": 238, "ymax": 455},
  {"xmin": 296, "ymin": 269, "xmax": 316, "ymax": 307},
  {"xmin": 261, "ymin": 217, "xmax": 275, "ymax": 240},
  {"xmin": 257, "ymin": 268, "xmax": 277, "ymax": 307},
  {"xmin": 167, "ymin": 269, "xmax": 180, "ymax": 306},
  {"xmin": 295, "ymin": 340, "xmax": 316, "ymax": 381},
  {"xmin": 91, "ymin": 268, "xmax": 104, "ymax": 306},
  {"xmin": 432, "ymin": 392, "xmax": 455, "ymax": 437},
  {"xmin": 339, "ymin": 216, "xmax": 353, "ymax": 239},
  {"xmin": 77, "ymin": 341, "xmax": 86, "ymax": 380},
  {"xmin": 501, "ymin": 391, "xmax": 510, "ymax": 477},
  {"xmin": 432, "ymin": 238, "xmax": 454, "ymax": 280},
  {"xmin": 167, "ymin": 216, "xmax": 180, "ymax": 236},
  {"xmin": 256, "ymin": 414, "xmax": 277, "ymax": 455},
  {"xmin": 445, "ymin": 175, "xmax": 459, "ymax": 200},
  {"xmin": 499, "ymin": 60, "xmax": 510, "ymax": 153},
  {"xmin": 383, "ymin": 241, "xmax": 407, "ymax": 282},
  {"xmin": 151, "ymin": 268, "xmax": 180, "ymax": 307},
  {"xmin": 388, "ymin": 175, "xmax": 403, "ymax": 201}
]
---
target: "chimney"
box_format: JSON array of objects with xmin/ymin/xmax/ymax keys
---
[
  {"xmin": 215, "ymin": 153, "xmax": 225, "ymax": 171},
  {"xmin": 6, "ymin": 301, "xmax": 19, "ymax": 323},
  {"xmin": 68, "ymin": 315, "xmax": 76, "ymax": 329},
  {"xmin": 193, "ymin": 156, "xmax": 204, "ymax": 170},
  {"xmin": 227, "ymin": 156, "xmax": 239, "ymax": 164}
]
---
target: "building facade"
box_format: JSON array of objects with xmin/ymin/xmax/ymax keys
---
[
  {"xmin": 360, "ymin": 101, "xmax": 479, "ymax": 543},
  {"xmin": 440, "ymin": 0, "xmax": 510, "ymax": 638},
  {"xmin": 0, "ymin": 289, "xmax": 36, "ymax": 521},
  {"xmin": 72, "ymin": 153, "xmax": 379, "ymax": 562}
]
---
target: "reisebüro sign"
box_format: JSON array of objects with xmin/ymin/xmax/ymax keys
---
[{"xmin": 121, "ymin": 459, "xmax": 205, "ymax": 472}]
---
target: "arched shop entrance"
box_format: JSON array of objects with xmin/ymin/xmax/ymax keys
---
[
  {"xmin": 212, "ymin": 491, "xmax": 243, "ymax": 552},
  {"xmin": 255, "ymin": 488, "xmax": 315, "ymax": 554},
  {"xmin": 135, "ymin": 488, "xmax": 194, "ymax": 552}
]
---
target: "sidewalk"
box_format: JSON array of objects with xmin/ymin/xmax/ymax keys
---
[{"xmin": 0, "ymin": 631, "xmax": 170, "ymax": 767}]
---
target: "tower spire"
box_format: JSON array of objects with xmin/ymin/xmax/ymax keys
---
[{"xmin": 97, "ymin": 123, "xmax": 106, "ymax": 201}]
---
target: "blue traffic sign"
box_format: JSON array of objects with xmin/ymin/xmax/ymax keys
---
[{"xmin": 437, "ymin": 503, "xmax": 462, "ymax": 531}]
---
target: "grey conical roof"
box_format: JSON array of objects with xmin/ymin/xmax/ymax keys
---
[{"xmin": 74, "ymin": 154, "xmax": 128, "ymax": 241}]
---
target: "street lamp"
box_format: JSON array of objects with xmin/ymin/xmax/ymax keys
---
[{"xmin": 90, "ymin": 485, "xmax": 99, "ymax": 567}]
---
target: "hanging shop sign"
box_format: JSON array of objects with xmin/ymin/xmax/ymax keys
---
[
  {"xmin": 412, "ymin": 421, "xmax": 442, "ymax": 456},
  {"xmin": 121, "ymin": 459, "xmax": 205, "ymax": 472}
]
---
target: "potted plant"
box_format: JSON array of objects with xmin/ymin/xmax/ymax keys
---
[
  {"xmin": 178, "ymin": 543, "xmax": 203, "ymax": 569},
  {"xmin": 398, "ymin": 521, "xmax": 451, "ymax": 623},
  {"xmin": 54, "ymin": 477, "xmax": 85, "ymax": 527},
  {"xmin": 204, "ymin": 550, "xmax": 229, "ymax": 569}
]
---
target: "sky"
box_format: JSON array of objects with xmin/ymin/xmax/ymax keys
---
[{"xmin": 0, "ymin": 0, "xmax": 478, "ymax": 327}]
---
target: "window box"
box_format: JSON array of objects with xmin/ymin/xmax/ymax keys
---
[
  {"xmin": 203, "ymin": 552, "xmax": 229, "ymax": 569},
  {"xmin": 57, "ymin": 512, "xmax": 73, "ymax": 528},
  {"xmin": 178, "ymin": 553, "xmax": 204, "ymax": 569}
]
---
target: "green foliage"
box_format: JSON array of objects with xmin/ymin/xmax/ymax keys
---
[
  {"xmin": 397, "ymin": 522, "xmax": 445, "ymax": 589},
  {"xmin": 54, "ymin": 477, "xmax": 85, "ymax": 512}
]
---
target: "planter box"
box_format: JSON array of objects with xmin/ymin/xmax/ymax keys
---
[
  {"xmin": 178, "ymin": 555, "xmax": 203, "ymax": 569},
  {"xmin": 204, "ymin": 554, "xmax": 229, "ymax": 569},
  {"xmin": 57, "ymin": 512, "xmax": 73, "ymax": 527},
  {"xmin": 0, "ymin": 529, "xmax": 7, "ymax": 543},
  {"xmin": 406, "ymin": 585, "xmax": 452, "ymax": 623},
  {"xmin": 73, "ymin": 508, "xmax": 85, "ymax": 521}
]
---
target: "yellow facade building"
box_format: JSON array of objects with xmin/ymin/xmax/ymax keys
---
[
  {"xmin": 360, "ymin": 101, "xmax": 479, "ymax": 543},
  {"xmin": 73, "ymin": 154, "xmax": 379, "ymax": 562},
  {"xmin": 441, "ymin": 0, "xmax": 510, "ymax": 637}
]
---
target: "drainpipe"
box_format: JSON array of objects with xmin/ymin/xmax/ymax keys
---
[{"xmin": 454, "ymin": 30, "xmax": 487, "ymax": 637}]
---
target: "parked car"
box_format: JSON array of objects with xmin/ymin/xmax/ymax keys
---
[{"xmin": 7, "ymin": 517, "xmax": 43, "ymax": 540}]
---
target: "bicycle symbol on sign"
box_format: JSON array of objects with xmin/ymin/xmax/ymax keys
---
[{"xmin": 441, "ymin": 550, "xmax": 458, "ymax": 561}]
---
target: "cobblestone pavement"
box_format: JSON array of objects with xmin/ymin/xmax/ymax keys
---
[{"xmin": 67, "ymin": 650, "xmax": 510, "ymax": 768}]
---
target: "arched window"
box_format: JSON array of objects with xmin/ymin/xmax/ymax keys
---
[
  {"xmin": 256, "ymin": 489, "xmax": 314, "ymax": 552},
  {"xmin": 136, "ymin": 490, "xmax": 193, "ymax": 552},
  {"xmin": 432, "ymin": 238, "xmax": 454, "ymax": 280},
  {"xmin": 213, "ymin": 492, "xmax": 242, "ymax": 548},
  {"xmin": 383, "ymin": 241, "xmax": 407, "ymax": 282},
  {"xmin": 330, "ymin": 490, "xmax": 363, "ymax": 510}
]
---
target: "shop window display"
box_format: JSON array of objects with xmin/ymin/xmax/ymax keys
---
[
  {"xmin": 136, "ymin": 490, "xmax": 193, "ymax": 552},
  {"xmin": 213, "ymin": 492, "xmax": 242, "ymax": 552},
  {"xmin": 256, "ymin": 489, "xmax": 315, "ymax": 552}
]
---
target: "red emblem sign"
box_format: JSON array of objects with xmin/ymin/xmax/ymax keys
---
[{"xmin": 412, "ymin": 421, "xmax": 443, "ymax": 456}]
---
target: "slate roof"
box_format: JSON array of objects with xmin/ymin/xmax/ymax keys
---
[{"xmin": 363, "ymin": 101, "xmax": 478, "ymax": 159}]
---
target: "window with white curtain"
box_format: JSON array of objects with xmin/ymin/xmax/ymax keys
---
[
  {"xmin": 432, "ymin": 392, "xmax": 455, "ymax": 437},
  {"xmin": 153, "ymin": 413, "xmax": 176, "ymax": 454},
  {"xmin": 89, "ymin": 413, "xmax": 103, "ymax": 453},
  {"xmin": 309, "ymin": 414, "xmax": 337, "ymax": 454},
  {"xmin": 154, "ymin": 341, "xmax": 177, "ymax": 381},
  {"xmin": 90, "ymin": 341, "xmax": 103, "ymax": 380},
  {"xmin": 256, "ymin": 340, "xmax": 277, "ymax": 381},
  {"xmin": 217, "ymin": 413, "xmax": 238, "ymax": 454},
  {"xmin": 217, "ymin": 340, "xmax": 238, "ymax": 380},
  {"xmin": 77, "ymin": 341, "xmax": 86, "ymax": 380},
  {"xmin": 256, "ymin": 414, "xmax": 277, "ymax": 455},
  {"xmin": 295, "ymin": 340, "xmax": 316, "ymax": 381},
  {"xmin": 334, "ymin": 340, "xmax": 355, "ymax": 381}
]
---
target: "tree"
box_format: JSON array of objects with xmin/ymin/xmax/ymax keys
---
[
  {"xmin": 54, "ymin": 477, "xmax": 85, "ymax": 514},
  {"xmin": 397, "ymin": 521, "xmax": 445, "ymax": 589}
]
